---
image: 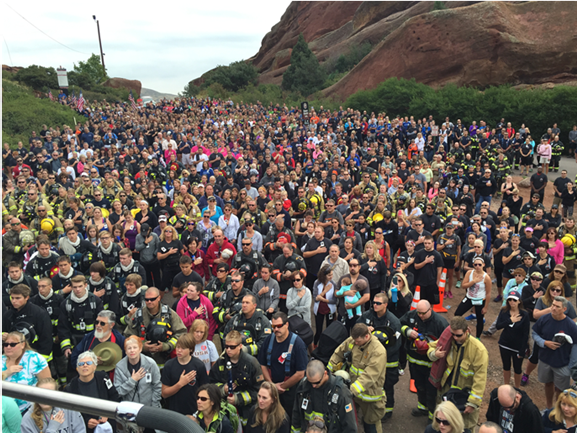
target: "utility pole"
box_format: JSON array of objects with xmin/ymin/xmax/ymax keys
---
[{"xmin": 92, "ymin": 15, "xmax": 106, "ymax": 77}]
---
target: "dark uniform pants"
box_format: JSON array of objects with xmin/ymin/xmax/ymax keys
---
[
  {"xmin": 409, "ymin": 362, "xmax": 437, "ymax": 418},
  {"xmin": 384, "ymin": 367, "xmax": 399, "ymax": 413},
  {"xmin": 280, "ymin": 386, "xmax": 297, "ymax": 423}
]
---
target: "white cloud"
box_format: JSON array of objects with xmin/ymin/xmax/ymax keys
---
[{"xmin": 2, "ymin": 0, "xmax": 290, "ymax": 94}]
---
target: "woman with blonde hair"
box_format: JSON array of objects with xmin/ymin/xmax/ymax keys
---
[
  {"xmin": 542, "ymin": 389, "xmax": 577, "ymax": 432},
  {"xmin": 244, "ymin": 381, "xmax": 290, "ymax": 433},
  {"xmin": 188, "ymin": 318, "xmax": 218, "ymax": 373},
  {"xmin": 2, "ymin": 331, "xmax": 51, "ymax": 413},
  {"xmin": 424, "ymin": 401, "xmax": 469, "ymax": 433},
  {"xmin": 21, "ymin": 378, "xmax": 86, "ymax": 433}
]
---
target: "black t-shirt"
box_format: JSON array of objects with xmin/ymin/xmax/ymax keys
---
[
  {"xmin": 520, "ymin": 235, "xmax": 542, "ymax": 254},
  {"xmin": 413, "ymin": 249, "xmax": 443, "ymax": 286},
  {"xmin": 158, "ymin": 240, "xmax": 183, "ymax": 269},
  {"xmin": 161, "ymin": 356, "xmax": 208, "ymax": 416},
  {"xmin": 553, "ymin": 177, "xmax": 570, "ymax": 198},
  {"xmin": 77, "ymin": 376, "xmax": 99, "ymax": 399},
  {"xmin": 502, "ymin": 247, "xmax": 526, "ymax": 275},
  {"xmin": 530, "ymin": 173, "xmax": 548, "ymax": 191},
  {"xmin": 257, "ymin": 332, "xmax": 308, "ymax": 383},
  {"xmin": 493, "ymin": 238, "xmax": 508, "ymax": 267},
  {"xmin": 128, "ymin": 359, "xmax": 141, "ymax": 375},
  {"xmin": 405, "ymin": 229, "xmax": 432, "ymax": 251},
  {"xmin": 171, "ymin": 270, "xmax": 203, "ymax": 290},
  {"xmin": 302, "ymin": 237, "xmax": 332, "ymax": 275}
]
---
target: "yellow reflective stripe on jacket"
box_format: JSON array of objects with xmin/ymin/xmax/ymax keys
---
[
  {"xmin": 60, "ymin": 338, "xmax": 71, "ymax": 350},
  {"xmin": 350, "ymin": 365, "xmax": 365, "ymax": 376},
  {"xmin": 407, "ymin": 355, "xmax": 432, "ymax": 368},
  {"xmin": 304, "ymin": 411, "xmax": 324, "ymax": 421},
  {"xmin": 351, "ymin": 380, "xmax": 365, "ymax": 394},
  {"xmin": 327, "ymin": 361, "xmax": 335, "ymax": 372},
  {"xmin": 240, "ymin": 391, "xmax": 251, "ymax": 405},
  {"xmin": 41, "ymin": 352, "xmax": 54, "ymax": 363},
  {"xmin": 460, "ymin": 367, "xmax": 475, "ymax": 377},
  {"xmin": 386, "ymin": 361, "xmax": 399, "ymax": 368},
  {"xmin": 357, "ymin": 390, "xmax": 386, "ymax": 402}
]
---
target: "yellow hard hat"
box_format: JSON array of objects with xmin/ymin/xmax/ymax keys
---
[
  {"xmin": 561, "ymin": 234, "xmax": 576, "ymax": 247},
  {"xmin": 40, "ymin": 218, "xmax": 55, "ymax": 234}
]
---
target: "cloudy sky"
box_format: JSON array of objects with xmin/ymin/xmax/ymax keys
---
[{"xmin": 2, "ymin": 1, "xmax": 290, "ymax": 94}]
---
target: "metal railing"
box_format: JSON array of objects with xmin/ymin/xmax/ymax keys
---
[{"xmin": 2, "ymin": 382, "xmax": 203, "ymax": 433}]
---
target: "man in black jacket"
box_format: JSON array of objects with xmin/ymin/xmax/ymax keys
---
[
  {"xmin": 3, "ymin": 284, "xmax": 53, "ymax": 362},
  {"xmin": 475, "ymin": 168, "xmax": 497, "ymax": 214},
  {"xmin": 486, "ymin": 385, "xmax": 543, "ymax": 433}
]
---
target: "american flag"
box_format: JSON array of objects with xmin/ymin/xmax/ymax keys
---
[
  {"xmin": 48, "ymin": 90, "xmax": 54, "ymax": 101},
  {"xmin": 129, "ymin": 90, "xmax": 137, "ymax": 110},
  {"xmin": 77, "ymin": 90, "xmax": 85, "ymax": 112},
  {"xmin": 71, "ymin": 91, "xmax": 77, "ymax": 106}
]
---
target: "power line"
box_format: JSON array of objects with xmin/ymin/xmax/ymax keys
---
[
  {"xmin": 3, "ymin": 34, "xmax": 14, "ymax": 64},
  {"xmin": 5, "ymin": 4, "xmax": 90, "ymax": 55}
]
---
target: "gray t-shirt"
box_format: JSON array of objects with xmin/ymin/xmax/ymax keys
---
[
  {"xmin": 535, "ymin": 297, "xmax": 577, "ymax": 319},
  {"xmin": 414, "ymin": 173, "xmax": 427, "ymax": 189}
]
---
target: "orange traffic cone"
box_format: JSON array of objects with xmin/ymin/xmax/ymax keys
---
[
  {"xmin": 410, "ymin": 286, "xmax": 421, "ymax": 310},
  {"xmin": 433, "ymin": 268, "xmax": 448, "ymax": 313},
  {"xmin": 410, "ymin": 379, "xmax": 417, "ymax": 393}
]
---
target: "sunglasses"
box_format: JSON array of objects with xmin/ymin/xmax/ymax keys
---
[
  {"xmin": 564, "ymin": 390, "xmax": 577, "ymax": 398},
  {"xmin": 451, "ymin": 332, "xmax": 465, "ymax": 338},
  {"xmin": 231, "ymin": 279, "xmax": 242, "ymax": 283},
  {"xmin": 78, "ymin": 361, "xmax": 95, "ymax": 367},
  {"xmin": 95, "ymin": 320, "xmax": 108, "ymax": 326},
  {"xmin": 294, "ymin": 278, "xmax": 302, "ymax": 282},
  {"xmin": 554, "ymin": 270, "xmax": 565, "ymax": 274},
  {"xmin": 272, "ymin": 324, "xmax": 286, "ymax": 330},
  {"xmin": 308, "ymin": 420, "xmax": 325, "ymax": 429},
  {"xmin": 473, "ymin": 263, "xmax": 484, "ymax": 267},
  {"xmin": 144, "ymin": 296, "xmax": 159, "ymax": 302},
  {"xmin": 435, "ymin": 417, "xmax": 450, "ymax": 427},
  {"xmin": 550, "ymin": 289, "xmax": 562, "ymax": 293},
  {"xmin": 225, "ymin": 344, "xmax": 240, "ymax": 350},
  {"xmin": 196, "ymin": 396, "xmax": 209, "ymax": 402},
  {"xmin": 3, "ymin": 341, "xmax": 23, "ymax": 348},
  {"xmin": 373, "ymin": 301, "xmax": 384, "ymax": 306},
  {"xmin": 531, "ymin": 277, "xmax": 543, "ymax": 281}
]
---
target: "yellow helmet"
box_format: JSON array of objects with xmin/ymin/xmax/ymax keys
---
[
  {"xmin": 561, "ymin": 234, "xmax": 576, "ymax": 247},
  {"xmin": 372, "ymin": 213, "xmax": 384, "ymax": 223},
  {"xmin": 101, "ymin": 208, "xmax": 110, "ymax": 218},
  {"xmin": 40, "ymin": 218, "xmax": 55, "ymax": 234}
]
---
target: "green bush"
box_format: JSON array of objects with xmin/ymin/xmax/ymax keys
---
[
  {"xmin": 2, "ymin": 79, "xmax": 77, "ymax": 147},
  {"xmin": 282, "ymin": 34, "xmax": 326, "ymax": 96},
  {"xmin": 14, "ymin": 65, "xmax": 59, "ymax": 91},
  {"xmin": 202, "ymin": 61, "xmax": 258, "ymax": 93}
]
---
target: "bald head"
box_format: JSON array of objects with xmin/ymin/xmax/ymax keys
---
[
  {"xmin": 306, "ymin": 359, "xmax": 325, "ymax": 377},
  {"xmin": 416, "ymin": 300, "xmax": 432, "ymax": 320},
  {"xmin": 479, "ymin": 422, "xmax": 503, "ymax": 433},
  {"xmin": 147, "ymin": 287, "xmax": 160, "ymax": 298},
  {"xmin": 497, "ymin": 384, "xmax": 516, "ymax": 404}
]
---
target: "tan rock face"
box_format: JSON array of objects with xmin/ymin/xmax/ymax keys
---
[{"xmin": 102, "ymin": 77, "xmax": 142, "ymax": 96}]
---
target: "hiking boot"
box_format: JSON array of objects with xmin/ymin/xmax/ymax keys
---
[
  {"xmin": 521, "ymin": 373, "xmax": 529, "ymax": 386},
  {"xmin": 411, "ymin": 408, "xmax": 428, "ymax": 417},
  {"xmin": 382, "ymin": 412, "xmax": 393, "ymax": 422}
]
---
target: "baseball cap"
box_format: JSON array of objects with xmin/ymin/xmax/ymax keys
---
[
  {"xmin": 523, "ymin": 251, "xmax": 535, "ymax": 259},
  {"xmin": 530, "ymin": 271, "xmax": 543, "ymax": 280},
  {"xmin": 507, "ymin": 290, "xmax": 521, "ymax": 301},
  {"xmin": 159, "ymin": 215, "xmax": 167, "ymax": 222},
  {"xmin": 525, "ymin": 227, "xmax": 534, "ymax": 232}
]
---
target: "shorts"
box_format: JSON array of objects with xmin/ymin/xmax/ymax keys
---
[
  {"xmin": 539, "ymin": 156, "xmax": 550, "ymax": 164},
  {"xmin": 443, "ymin": 257, "xmax": 457, "ymax": 269},
  {"xmin": 182, "ymin": 153, "xmax": 193, "ymax": 167},
  {"xmin": 521, "ymin": 156, "xmax": 533, "ymax": 165},
  {"xmin": 537, "ymin": 361, "xmax": 571, "ymax": 390}
]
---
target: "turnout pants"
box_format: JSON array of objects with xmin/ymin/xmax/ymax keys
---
[
  {"xmin": 409, "ymin": 361, "xmax": 437, "ymax": 418},
  {"xmin": 355, "ymin": 396, "xmax": 386, "ymax": 433}
]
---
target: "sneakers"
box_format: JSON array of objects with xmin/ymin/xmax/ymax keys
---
[
  {"xmin": 411, "ymin": 408, "xmax": 428, "ymax": 417},
  {"xmin": 398, "ymin": 368, "xmax": 405, "ymax": 376},
  {"xmin": 493, "ymin": 295, "xmax": 502, "ymax": 302},
  {"xmin": 482, "ymin": 330, "xmax": 493, "ymax": 337},
  {"xmin": 521, "ymin": 373, "xmax": 529, "ymax": 386},
  {"xmin": 446, "ymin": 291, "xmax": 453, "ymax": 299},
  {"xmin": 456, "ymin": 281, "xmax": 462, "ymax": 289},
  {"xmin": 465, "ymin": 314, "xmax": 477, "ymax": 321}
]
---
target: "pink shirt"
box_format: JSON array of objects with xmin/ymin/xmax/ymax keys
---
[{"xmin": 545, "ymin": 239, "xmax": 565, "ymax": 265}]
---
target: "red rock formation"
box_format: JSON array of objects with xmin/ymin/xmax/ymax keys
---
[
  {"xmin": 102, "ymin": 77, "xmax": 142, "ymax": 96},
  {"xmin": 323, "ymin": 1, "xmax": 577, "ymax": 99}
]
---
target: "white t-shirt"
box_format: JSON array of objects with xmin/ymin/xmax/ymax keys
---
[{"xmin": 193, "ymin": 340, "xmax": 219, "ymax": 373}]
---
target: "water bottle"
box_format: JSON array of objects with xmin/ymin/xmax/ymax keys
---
[{"xmin": 391, "ymin": 286, "xmax": 398, "ymax": 304}]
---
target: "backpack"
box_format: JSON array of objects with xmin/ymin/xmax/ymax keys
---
[{"xmin": 219, "ymin": 401, "xmax": 241, "ymax": 433}]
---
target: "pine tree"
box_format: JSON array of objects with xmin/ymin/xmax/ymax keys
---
[{"xmin": 282, "ymin": 33, "xmax": 326, "ymax": 96}]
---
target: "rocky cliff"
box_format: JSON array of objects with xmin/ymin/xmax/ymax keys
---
[{"xmin": 246, "ymin": 1, "xmax": 577, "ymax": 99}]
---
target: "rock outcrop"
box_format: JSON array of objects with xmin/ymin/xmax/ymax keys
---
[
  {"xmin": 102, "ymin": 78, "xmax": 142, "ymax": 96},
  {"xmin": 241, "ymin": 1, "xmax": 577, "ymax": 99}
]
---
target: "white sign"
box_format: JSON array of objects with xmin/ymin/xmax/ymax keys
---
[{"xmin": 57, "ymin": 67, "xmax": 69, "ymax": 89}]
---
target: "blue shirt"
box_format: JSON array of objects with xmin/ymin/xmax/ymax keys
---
[{"xmin": 532, "ymin": 313, "xmax": 577, "ymax": 368}]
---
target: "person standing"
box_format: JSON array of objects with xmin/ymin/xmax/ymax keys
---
[
  {"xmin": 292, "ymin": 360, "xmax": 357, "ymax": 433},
  {"xmin": 258, "ymin": 312, "xmax": 308, "ymax": 422},
  {"xmin": 485, "ymin": 384, "xmax": 543, "ymax": 433},
  {"xmin": 414, "ymin": 236, "xmax": 444, "ymax": 305},
  {"xmin": 428, "ymin": 317, "xmax": 489, "ymax": 431},
  {"xmin": 357, "ymin": 292, "xmax": 402, "ymax": 421},
  {"xmin": 531, "ymin": 296, "xmax": 577, "ymax": 409},
  {"xmin": 328, "ymin": 323, "xmax": 387, "ymax": 433},
  {"xmin": 495, "ymin": 291, "xmax": 530, "ymax": 388},
  {"xmin": 530, "ymin": 166, "xmax": 548, "ymax": 203},
  {"xmin": 455, "ymin": 257, "xmax": 492, "ymax": 338},
  {"xmin": 301, "ymin": 226, "xmax": 333, "ymax": 290},
  {"xmin": 400, "ymin": 300, "xmax": 449, "ymax": 420}
]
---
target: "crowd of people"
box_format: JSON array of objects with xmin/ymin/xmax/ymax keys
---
[{"xmin": 3, "ymin": 95, "xmax": 577, "ymax": 433}]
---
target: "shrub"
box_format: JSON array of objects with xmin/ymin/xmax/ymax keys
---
[
  {"xmin": 203, "ymin": 61, "xmax": 258, "ymax": 93},
  {"xmin": 14, "ymin": 65, "xmax": 59, "ymax": 91}
]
